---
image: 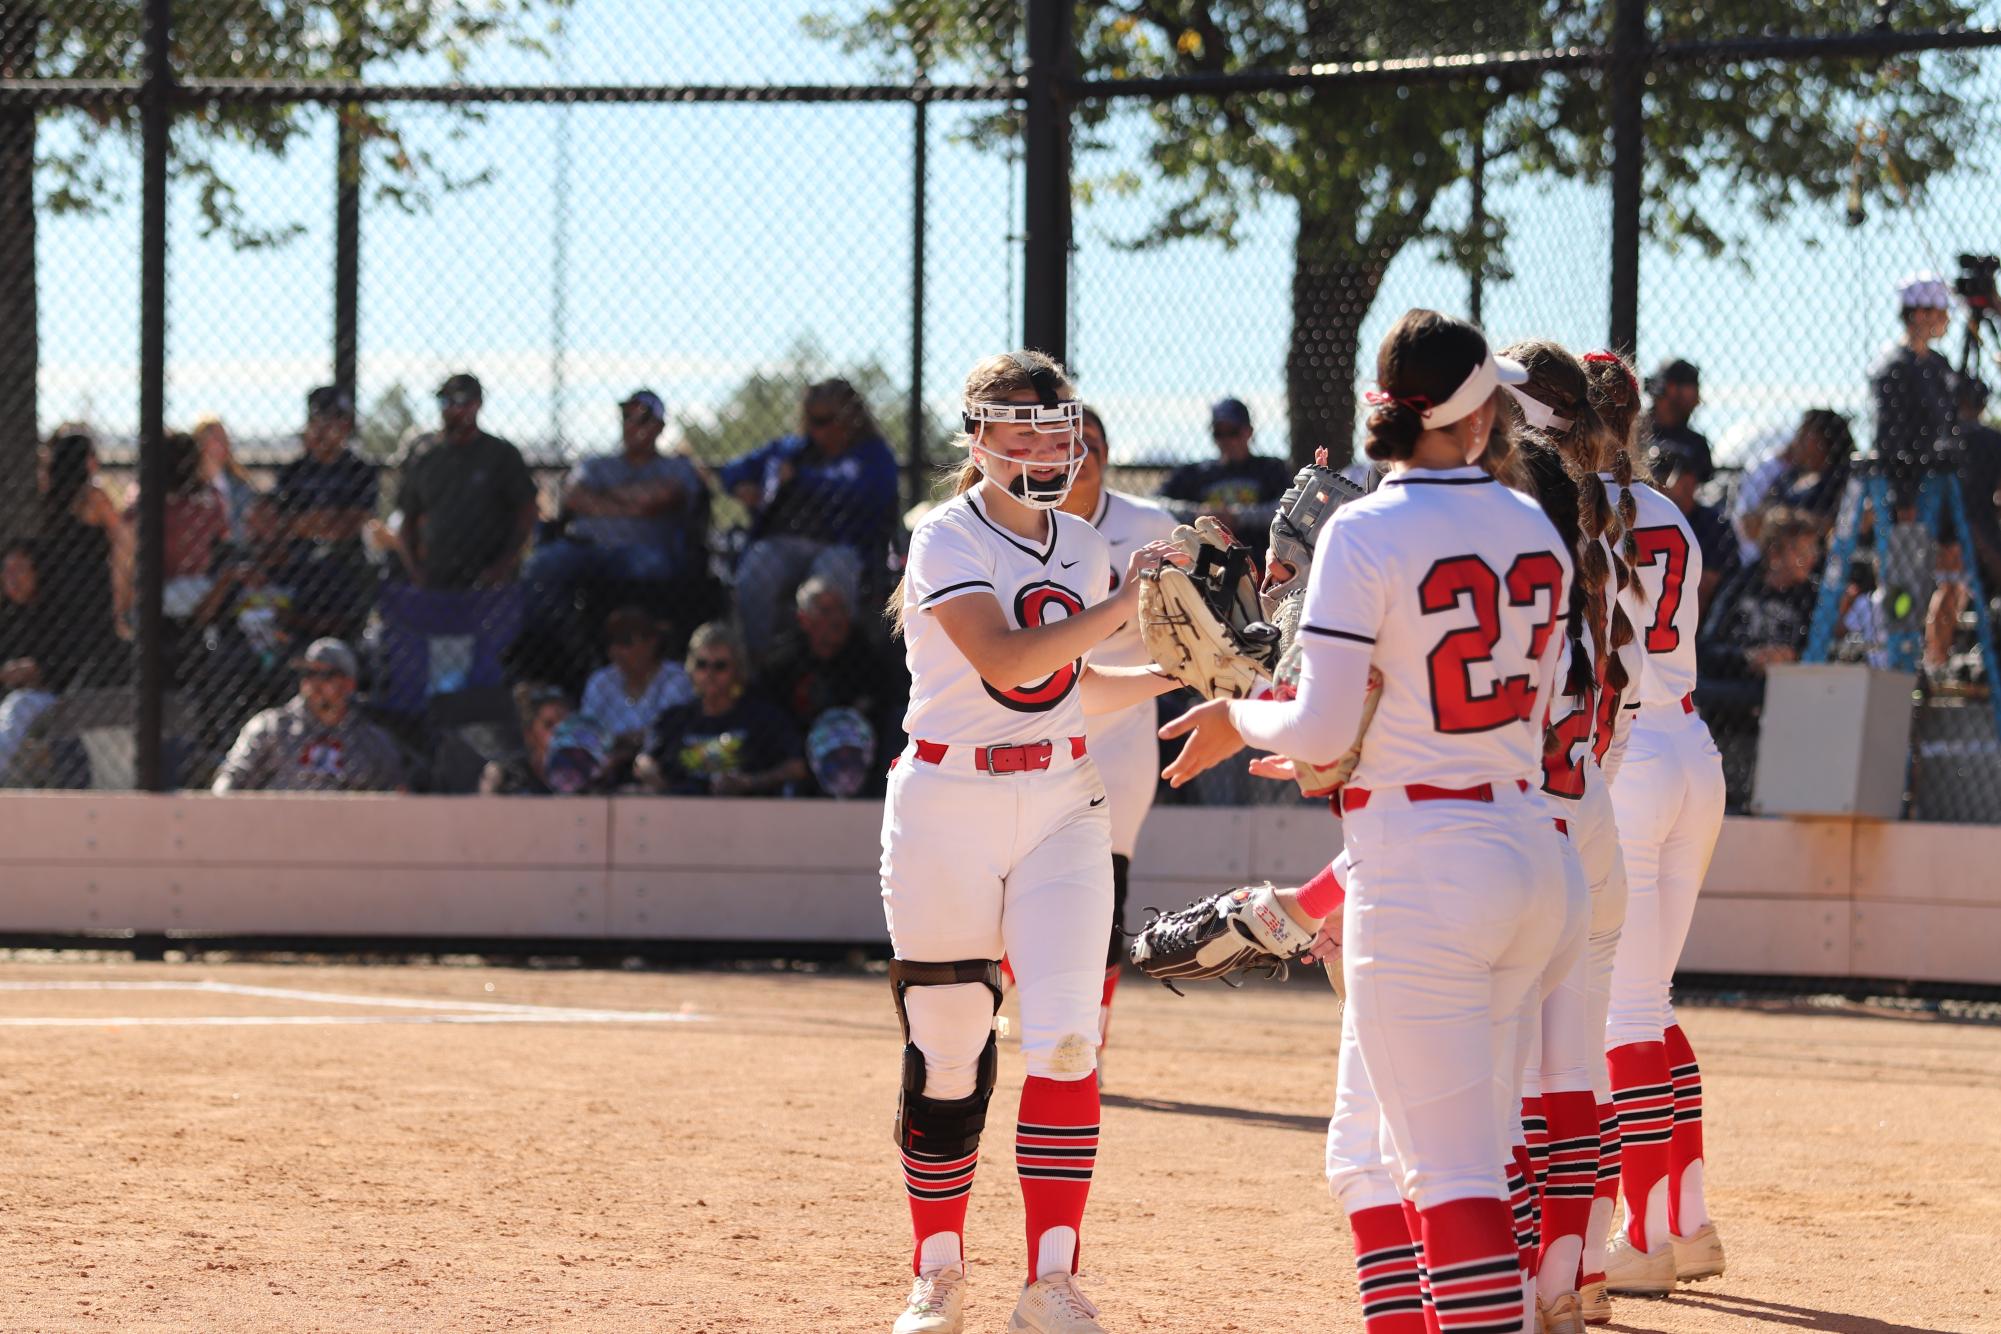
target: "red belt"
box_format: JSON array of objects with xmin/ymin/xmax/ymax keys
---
[
  {"xmin": 1681, "ymin": 692, "xmax": 1696, "ymax": 714},
  {"xmin": 1341, "ymin": 778, "xmax": 1528, "ymax": 813},
  {"xmin": 905, "ymin": 736, "xmax": 1087, "ymax": 774}
]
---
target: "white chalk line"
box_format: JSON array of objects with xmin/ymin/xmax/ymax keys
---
[{"xmin": 0, "ymin": 979, "xmax": 704, "ymax": 1027}]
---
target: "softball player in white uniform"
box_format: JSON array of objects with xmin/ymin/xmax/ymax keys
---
[
  {"xmin": 1060, "ymin": 407, "xmax": 1180, "ymax": 1065},
  {"xmin": 1582, "ymin": 353, "xmax": 1728, "ymax": 1298},
  {"xmin": 1163, "ymin": 310, "xmax": 1573, "ymax": 1334},
  {"xmin": 883, "ymin": 351, "xmax": 1182, "ymax": 1334}
]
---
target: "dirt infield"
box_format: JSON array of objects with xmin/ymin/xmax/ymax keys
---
[{"xmin": 0, "ymin": 959, "xmax": 1995, "ymax": 1333}]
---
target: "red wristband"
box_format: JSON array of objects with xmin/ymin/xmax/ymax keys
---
[{"xmin": 1295, "ymin": 859, "xmax": 1345, "ymax": 919}]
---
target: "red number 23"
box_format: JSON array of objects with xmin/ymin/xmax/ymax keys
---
[{"xmin": 1420, "ymin": 552, "xmax": 1565, "ymax": 734}]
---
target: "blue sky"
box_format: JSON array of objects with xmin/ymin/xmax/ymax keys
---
[{"xmin": 34, "ymin": 0, "xmax": 2001, "ymax": 470}]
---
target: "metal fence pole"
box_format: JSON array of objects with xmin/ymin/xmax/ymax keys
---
[
  {"xmin": 136, "ymin": 0, "xmax": 172, "ymax": 792},
  {"xmin": 1021, "ymin": 0, "xmax": 1073, "ymax": 361},
  {"xmin": 334, "ymin": 106, "xmax": 360, "ymax": 399},
  {"xmin": 1608, "ymin": 0, "xmax": 1646, "ymax": 356},
  {"xmin": 906, "ymin": 92, "xmax": 929, "ymax": 512}
]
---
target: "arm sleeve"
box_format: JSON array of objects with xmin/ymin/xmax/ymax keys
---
[
  {"xmin": 905, "ymin": 518, "xmax": 994, "ymax": 611},
  {"xmin": 718, "ymin": 440, "xmax": 777, "ymax": 493},
  {"xmin": 1223, "ymin": 515, "xmax": 1386, "ymax": 759}
]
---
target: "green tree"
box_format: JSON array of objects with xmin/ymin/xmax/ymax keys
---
[
  {"xmin": 2, "ymin": 0, "xmax": 567, "ymax": 527},
  {"xmin": 813, "ymin": 1, "xmax": 1982, "ymax": 465}
]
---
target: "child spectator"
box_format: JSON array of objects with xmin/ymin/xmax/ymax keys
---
[{"xmin": 638, "ymin": 621, "xmax": 804, "ymax": 797}]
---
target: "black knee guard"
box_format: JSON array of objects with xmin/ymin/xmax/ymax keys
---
[
  {"xmin": 890, "ymin": 958, "xmax": 1002, "ymax": 1158},
  {"xmin": 1107, "ymin": 853, "xmax": 1132, "ymax": 969}
]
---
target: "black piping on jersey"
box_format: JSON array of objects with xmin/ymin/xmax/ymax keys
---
[
  {"xmin": 1382, "ymin": 474, "xmax": 1496, "ymax": 486},
  {"xmin": 1302, "ymin": 624, "xmax": 1375, "ymax": 645},
  {"xmin": 919, "ymin": 578, "xmax": 994, "ymax": 607},
  {"xmin": 967, "ymin": 489, "xmax": 1059, "ymax": 564}
]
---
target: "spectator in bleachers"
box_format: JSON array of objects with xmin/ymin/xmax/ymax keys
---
[
  {"xmin": 1953, "ymin": 375, "xmax": 2001, "ymax": 591},
  {"xmin": 1699, "ymin": 507, "xmax": 1821, "ymax": 686},
  {"xmin": 395, "ymin": 372, "xmax": 538, "ymax": 590},
  {"xmin": 192, "ymin": 414, "xmax": 260, "ymax": 544},
  {"xmin": 480, "ymin": 683, "xmax": 575, "ymax": 796},
  {"xmin": 259, "ymin": 386, "xmax": 379, "ymax": 641},
  {"xmin": 211, "ymin": 637, "xmax": 405, "ymax": 793},
  {"xmin": 125, "ymin": 430, "xmax": 228, "ymax": 625},
  {"xmin": 1730, "ymin": 408, "xmax": 1855, "ymax": 564},
  {"xmin": 718, "ymin": 379, "xmax": 898, "ymax": 661},
  {"xmin": 527, "ymin": 389, "xmax": 706, "ymax": 627},
  {"xmin": 1871, "ymin": 274, "xmax": 1958, "ymax": 489},
  {"xmin": 1643, "ymin": 358, "xmax": 1714, "ymax": 484},
  {"xmin": 760, "ymin": 575, "xmax": 902, "ymax": 767},
  {"xmin": 38, "ymin": 430, "xmax": 133, "ymax": 676},
  {"xmin": 1157, "ymin": 396, "xmax": 1292, "ymax": 534},
  {"xmin": 0, "ymin": 539, "xmax": 70, "ymax": 778},
  {"xmin": 637, "ymin": 620, "xmax": 804, "ymax": 797},
  {"xmin": 1647, "ymin": 438, "xmax": 1737, "ymax": 615},
  {"xmin": 579, "ymin": 606, "xmax": 694, "ymax": 751}
]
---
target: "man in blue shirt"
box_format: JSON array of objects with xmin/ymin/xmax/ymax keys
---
[
  {"xmin": 524, "ymin": 388, "xmax": 705, "ymax": 634},
  {"xmin": 717, "ymin": 378, "xmax": 898, "ymax": 660}
]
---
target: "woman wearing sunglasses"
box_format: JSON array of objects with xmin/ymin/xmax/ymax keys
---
[{"xmin": 636, "ymin": 621, "xmax": 805, "ymax": 797}]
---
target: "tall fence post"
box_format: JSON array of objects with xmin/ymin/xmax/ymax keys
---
[
  {"xmin": 1021, "ymin": 0, "xmax": 1073, "ymax": 362},
  {"xmin": 906, "ymin": 90, "xmax": 929, "ymax": 512},
  {"xmin": 0, "ymin": 9, "xmax": 38, "ymax": 543},
  {"xmin": 1607, "ymin": 0, "xmax": 1645, "ymax": 357},
  {"xmin": 334, "ymin": 106, "xmax": 360, "ymax": 400},
  {"xmin": 136, "ymin": 0, "xmax": 172, "ymax": 793}
]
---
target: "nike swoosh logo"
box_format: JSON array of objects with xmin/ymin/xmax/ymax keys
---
[
  {"xmin": 1060, "ymin": 559, "xmax": 1079, "ymax": 569},
  {"xmin": 1089, "ymin": 795, "xmax": 1106, "ymax": 807}
]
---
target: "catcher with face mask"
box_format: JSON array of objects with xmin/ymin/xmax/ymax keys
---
[{"xmin": 1126, "ymin": 453, "xmax": 1376, "ymax": 990}]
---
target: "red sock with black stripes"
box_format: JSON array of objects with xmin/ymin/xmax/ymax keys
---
[
  {"xmin": 1350, "ymin": 1204, "xmax": 1428, "ymax": 1333},
  {"xmin": 1580, "ymin": 1098, "xmax": 1621, "ymax": 1288},
  {"xmin": 1401, "ymin": 1199, "xmax": 1441, "ymax": 1334},
  {"xmin": 1535, "ymin": 1091, "xmax": 1599, "ymax": 1303},
  {"xmin": 1419, "ymin": 1197, "xmax": 1527, "ymax": 1333},
  {"xmin": 1506, "ymin": 1146, "xmax": 1537, "ymax": 1278},
  {"xmin": 902, "ymin": 1145, "xmax": 978, "ymax": 1275},
  {"xmin": 1607, "ymin": 1041, "xmax": 1674, "ymax": 1252},
  {"xmin": 1521, "ymin": 1097, "xmax": 1549, "ymax": 1225},
  {"xmin": 1664, "ymin": 1023, "xmax": 1709, "ymax": 1237},
  {"xmin": 1016, "ymin": 1074, "xmax": 1099, "ymax": 1281}
]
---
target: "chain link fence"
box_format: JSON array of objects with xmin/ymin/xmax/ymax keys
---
[{"xmin": 8, "ymin": 1, "xmax": 2001, "ymax": 821}]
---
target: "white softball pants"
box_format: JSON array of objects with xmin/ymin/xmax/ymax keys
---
[
  {"xmin": 880, "ymin": 747, "xmax": 1114, "ymax": 1094},
  {"xmin": 1605, "ymin": 713, "xmax": 1726, "ymax": 1049},
  {"xmin": 1340, "ymin": 786, "xmax": 1570, "ymax": 1210}
]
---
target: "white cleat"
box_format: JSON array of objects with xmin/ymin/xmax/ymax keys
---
[
  {"xmin": 893, "ymin": 1267, "xmax": 966, "ymax": 1334},
  {"xmin": 1008, "ymin": 1272, "xmax": 1107, "ymax": 1333},
  {"xmin": 1603, "ymin": 1232, "xmax": 1677, "ymax": 1296},
  {"xmin": 1671, "ymin": 1221, "xmax": 1726, "ymax": 1282}
]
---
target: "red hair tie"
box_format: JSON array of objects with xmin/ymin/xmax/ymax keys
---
[
  {"xmin": 1364, "ymin": 388, "xmax": 1434, "ymax": 416},
  {"xmin": 1582, "ymin": 350, "xmax": 1639, "ymax": 397}
]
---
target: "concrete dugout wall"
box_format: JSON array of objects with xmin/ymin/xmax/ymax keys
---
[{"xmin": 0, "ymin": 794, "xmax": 1993, "ymax": 985}]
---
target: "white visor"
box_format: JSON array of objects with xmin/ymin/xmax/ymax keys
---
[
  {"xmin": 1502, "ymin": 382, "xmax": 1573, "ymax": 433},
  {"xmin": 1418, "ymin": 349, "xmax": 1528, "ymax": 430}
]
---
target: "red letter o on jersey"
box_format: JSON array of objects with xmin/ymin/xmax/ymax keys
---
[{"xmin": 984, "ymin": 581, "xmax": 1086, "ymax": 712}]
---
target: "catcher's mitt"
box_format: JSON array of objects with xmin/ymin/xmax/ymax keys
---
[
  {"xmin": 1128, "ymin": 882, "xmax": 1315, "ymax": 992},
  {"xmin": 1138, "ymin": 517, "xmax": 1282, "ymax": 700},
  {"xmin": 1266, "ymin": 591, "xmax": 1384, "ymax": 798}
]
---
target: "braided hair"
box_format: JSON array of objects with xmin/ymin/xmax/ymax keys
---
[{"xmin": 1503, "ymin": 340, "xmax": 1636, "ymax": 696}]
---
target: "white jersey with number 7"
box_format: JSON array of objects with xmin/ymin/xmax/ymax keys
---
[
  {"xmin": 1300, "ymin": 465, "xmax": 1572, "ymax": 791},
  {"xmin": 1609, "ymin": 477, "xmax": 1703, "ymax": 711}
]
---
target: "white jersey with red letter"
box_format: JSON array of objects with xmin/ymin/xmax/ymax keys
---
[
  {"xmin": 1083, "ymin": 489, "xmax": 1180, "ymax": 856},
  {"xmin": 1610, "ymin": 478, "xmax": 1703, "ymax": 712},
  {"xmin": 1541, "ymin": 547, "xmax": 1647, "ymax": 801},
  {"xmin": 900, "ymin": 488, "xmax": 1112, "ymax": 746},
  {"xmin": 1302, "ymin": 465, "xmax": 1571, "ymax": 791}
]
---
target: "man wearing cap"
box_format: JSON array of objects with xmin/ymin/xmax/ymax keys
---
[
  {"xmin": 1642, "ymin": 358, "xmax": 1714, "ymax": 485},
  {"xmin": 394, "ymin": 373, "xmax": 538, "ymax": 590},
  {"xmin": 1158, "ymin": 397, "xmax": 1293, "ymax": 533},
  {"xmin": 524, "ymin": 388, "xmax": 705, "ymax": 632},
  {"xmin": 257, "ymin": 385, "xmax": 379, "ymax": 639},
  {"xmin": 211, "ymin": 638, "xmax": 405, "ymax": 793},
  {"xmin": 1870, "ymin": 274, "xmax": 1959, "ymax": 486}
]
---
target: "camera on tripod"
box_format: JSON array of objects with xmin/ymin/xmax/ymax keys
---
[{"xmin": 1956, "ymin": 253, "xmax": 1999, "ymax": 312}]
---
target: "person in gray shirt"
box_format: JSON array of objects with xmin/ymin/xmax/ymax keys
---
[{"xmin": 211, "ymin": 638, "xmax": 406, "ymax": 793}]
